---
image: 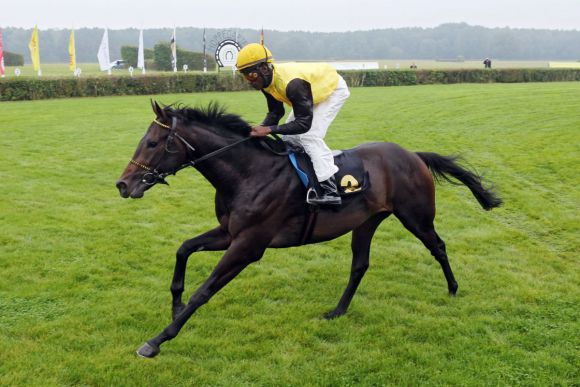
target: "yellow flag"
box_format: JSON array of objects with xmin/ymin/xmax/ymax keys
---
[
  {"xmin": 69, "ymin": 29, "xmax": 76, "ymax": 71},
  {"xmin": 28, "ymin": 25, "xmax": 40, "ymax": 71}
]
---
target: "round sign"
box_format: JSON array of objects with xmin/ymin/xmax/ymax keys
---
[
  {"xmin": 183, "ymin": 64, "xmax": 189, "ymax": 72},
  {"xmin": 215, "ymin": 39, "xmax": 241, "ymax": 68},
  {"xmin": 15, "ymin": 68, "xmax": 21, "ymax": 76},
  {"xmin": 128, "ymin": 66, "xmax": 134, "ymax": 76}
]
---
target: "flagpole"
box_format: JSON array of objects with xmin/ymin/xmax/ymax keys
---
[
  {"xmin": 106, "ymin": 28, "xmax": 111, "ymax": 75},
  {"xmin": 138, "ymin": 28, "xmax": 146, "ymax": 75},
  {"xmin": 37, "ymin": 24, "xmax": 42, "ymax": 76},
  {"xmin": 260, "ymin": 27, "xmax": 264, "ymax": 45},
  {"xmin": 203, "ymin": 28, "xmax": 207, "ymax": 73},
  {"xmin": 171, "ymin": 27, "xmax": 177, "ymax": 72}
]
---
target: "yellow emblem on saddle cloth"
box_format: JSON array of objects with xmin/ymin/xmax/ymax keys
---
[{"xmin": 340, "ymin": 175, "xmax": 361, "ymax": 193}]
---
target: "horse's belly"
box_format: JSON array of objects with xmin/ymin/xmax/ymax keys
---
[
  {"xmin": 268, "ymin": 200, "xmax": 376, "ymax": 248},
  {"xmin": 309, "ymin": 210, "xmax": 373, "ymax": 243}
]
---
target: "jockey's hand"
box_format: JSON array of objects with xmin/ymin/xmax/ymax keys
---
[{"xmin": 250, "ymin": 125, "xmax": 272, "ymax": 137}]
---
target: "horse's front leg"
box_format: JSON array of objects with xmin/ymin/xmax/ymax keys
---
[
  {"xmin": 138, "ymin": 231, "xmax": 269, "ymax": 358},
  {"xmin": 171, "ymin": 226, "xmax": 231, "ymax": 320}
]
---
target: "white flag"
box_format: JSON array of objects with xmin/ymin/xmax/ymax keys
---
[
  {"xmin": 170, "ymin": 28, "xmax": 177, "ymax": 71},
  {"xmin": 137, "ymin": 29, "xmax": 145, "ymax": 73},
  {"xmin": 97, "ymin": 28, "xmax": 111, "ymax": 72},
  {"xmin": 202, "ymin": 28, "xmax": 207, "ymax": 72}
]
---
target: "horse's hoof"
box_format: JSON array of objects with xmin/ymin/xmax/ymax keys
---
[
  {"xmin": 449, "ymin": 284, "xmax": 458, "ymax": 296},
  {"xmin": 323, "ymin": 309, "xmax": 345, "ymax": 320},
  {"xmin": 136, "ymin": 342, "xmax": 160, "ymax": 358}
]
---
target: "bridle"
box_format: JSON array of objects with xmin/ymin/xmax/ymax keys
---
[{"xmin": 130, "ymin": 116, "xmax": 253, "ymax": 186}]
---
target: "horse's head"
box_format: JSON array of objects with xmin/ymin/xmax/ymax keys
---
[{"xmin": 116, "ymin": 101, "xmax": 192, "ymax": 198}]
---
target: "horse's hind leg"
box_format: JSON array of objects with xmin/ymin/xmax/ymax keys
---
[
  {"xmin": 324, "ymin": 212, "xmax": 389, "ymax": 320},
  {"xmin": 171, "ymin": 226, "xmax": 231, "ymax": 320},
  {"xmin": 395, "ymin": 209, "xmax": 458, "ymax": 295}
]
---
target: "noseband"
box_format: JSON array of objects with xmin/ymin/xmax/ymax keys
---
[{"xmin": 130, "ymin": 116, "xmax": 252, "ymax": 186}]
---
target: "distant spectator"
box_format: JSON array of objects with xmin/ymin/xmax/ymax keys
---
[
  {"xmin": 410, "ymin": 62, "xmax": 418, "ymax": 69},
  {"xmin": 483, "ymin": 58, "xmax": 492, "ymax": 69}
]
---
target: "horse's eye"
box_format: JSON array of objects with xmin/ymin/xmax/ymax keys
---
[{"xmin": 147, "ymin": 141, "xmax": 158, "ymax": 148}]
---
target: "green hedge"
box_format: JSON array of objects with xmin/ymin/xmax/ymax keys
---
[
  {"xmin": 340, "ymin": 68, "xmax": 580, "ymax": 86},
  {"xmin": 0, "ymin": 73, "xmax": 249, "ymax": 101},
  {"xmin": 1, "ymin": 69, "xmax": 579, "ymax": 101}
]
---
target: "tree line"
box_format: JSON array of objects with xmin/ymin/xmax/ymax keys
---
[{"xmin": 2, "ymin": 23, "xmax": 579, "ymax": 64}]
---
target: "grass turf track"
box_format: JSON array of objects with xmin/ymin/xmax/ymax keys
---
[{"xmin": 0, "ymin": 82, "xmax": 578, "ymax": 385}]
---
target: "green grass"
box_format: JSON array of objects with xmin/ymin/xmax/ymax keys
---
[
  {"xmin": 0, "ymin": 82, "xmax": 579, "ymax": 385},
  {"xmin": 1, "ymin": 59, "xmax": 553, "ymax": 78},
  {"xmin": 2, "ymin": 63, "xmax": 179, "ymax": 78}
]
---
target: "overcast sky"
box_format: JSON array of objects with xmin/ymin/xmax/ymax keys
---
[{"xmin": 1, "ymin": 0, "xmax": 579, "ymax": 31}]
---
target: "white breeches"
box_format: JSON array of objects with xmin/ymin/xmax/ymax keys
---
[{"xmin": 282, "ymin": 76, "xmax": 350, "ymax": 182}]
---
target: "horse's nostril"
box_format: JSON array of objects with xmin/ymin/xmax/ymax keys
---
[{"xmin": 116, "ymin": 180, "xmax": 129, "ymax": 197}]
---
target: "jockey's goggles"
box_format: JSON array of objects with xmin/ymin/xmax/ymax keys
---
[{"xmin": 240, "ymin": 66, "xmax": 260, "ymax": 81}]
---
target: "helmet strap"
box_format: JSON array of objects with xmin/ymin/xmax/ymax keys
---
[{"xmin": 259, "ymin": 63, "xmax": 273, "ymax": 88}]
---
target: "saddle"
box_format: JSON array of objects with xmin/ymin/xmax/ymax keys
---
[
  {"xmin": 287, "ymin": 143, "xmax": 370, "ymax": 205},
  {"xmin": 258, "ymin": 137, "xmax": 369, "ymax": 243}
]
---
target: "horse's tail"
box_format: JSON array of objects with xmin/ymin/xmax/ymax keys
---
[{"xmin": 416, "ymin": 152, "xmax": 502, "ymax": 211}]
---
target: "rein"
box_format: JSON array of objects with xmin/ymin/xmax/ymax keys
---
[
  {"xmin": 130, "ymin": 117, "xmax": 253, "ymax": 186},
  {"xmin": 189, "ymin": 136, "xmax": 253, "ymax": 165}
]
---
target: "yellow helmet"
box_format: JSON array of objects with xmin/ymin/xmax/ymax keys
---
[{"xmin": 236, "ymin": 43, "xmax": 274, "ymax": 71}]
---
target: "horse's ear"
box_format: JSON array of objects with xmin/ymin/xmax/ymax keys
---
[{"xmin": 151, "ymin": 100, "xmax": 165, "ymax": 119}]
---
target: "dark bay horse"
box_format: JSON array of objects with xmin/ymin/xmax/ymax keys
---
[{"xmin": 116, "ymin": 101, "xmax": 502, "ymax": 358}]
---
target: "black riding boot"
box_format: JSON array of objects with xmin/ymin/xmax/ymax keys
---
[{"xmin": 309, "ymin": 176, "xmax": 342, "ymax": 206}]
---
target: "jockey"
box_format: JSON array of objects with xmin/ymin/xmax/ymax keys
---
[{"xmin": 236, "ymin": 43, "xmax": 350, "ymax": 206}]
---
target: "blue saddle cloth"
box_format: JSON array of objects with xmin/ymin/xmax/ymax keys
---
[{"xmin": 288, "ymin": 145, "xmax": 369, "ymax": 197}]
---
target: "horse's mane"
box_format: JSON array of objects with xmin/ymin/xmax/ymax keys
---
[{"xmin": 165, "ymin": 102, "xmax": 252, "ymax": 137}]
